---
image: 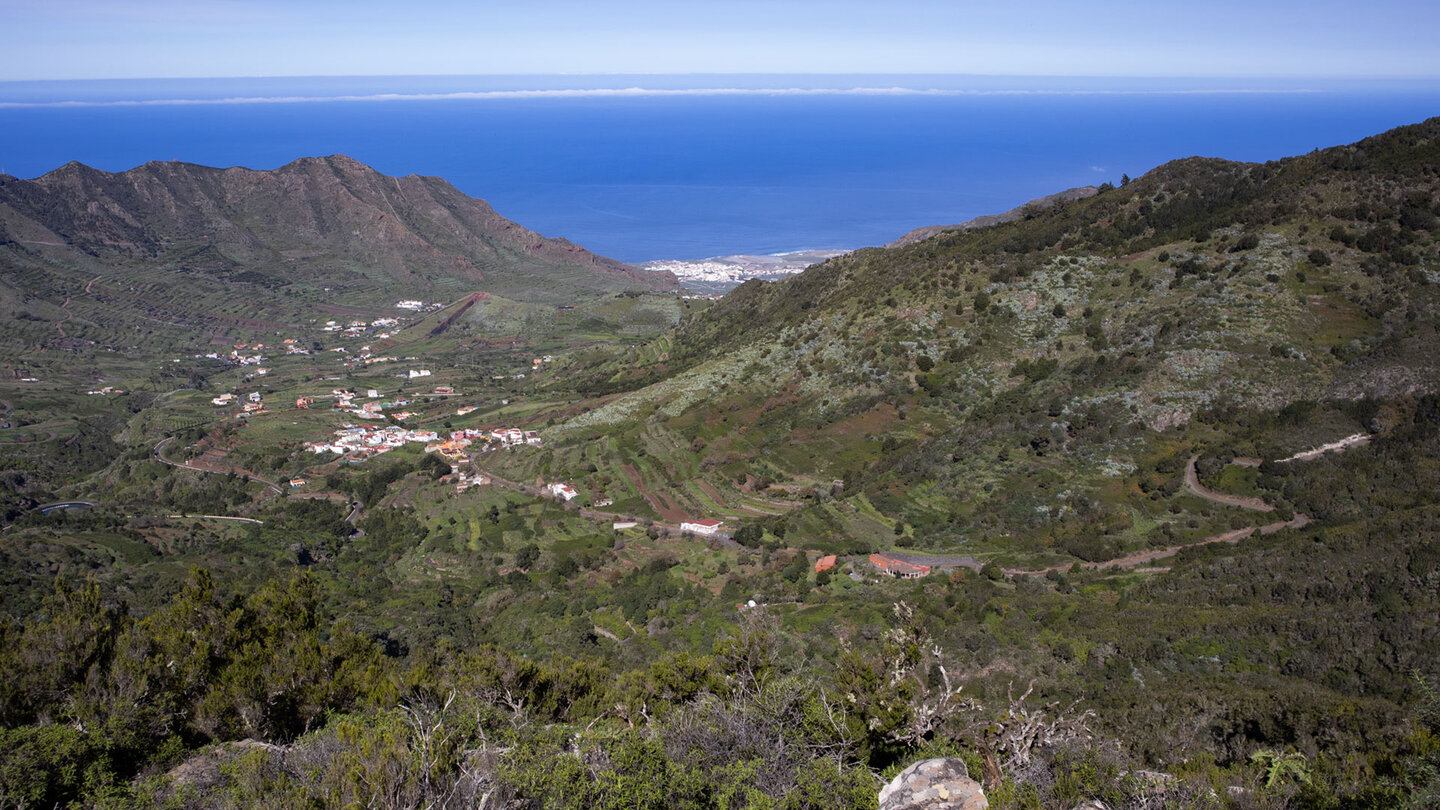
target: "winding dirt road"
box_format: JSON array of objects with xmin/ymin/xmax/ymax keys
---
[
  {"xmin": 995, "ymin": 460, "xmax": 1310, "ymax": 575},
  {"xmin": 53, "ymin": 275, "xmax": 100, "ymax": 339},
  {"xmin": 153, "ymin": 436, "xmax": 284, "ymax": 495},
  {"xmin": 1184, "ymin": 455, "xmax": 1273, "ymax": 512}
]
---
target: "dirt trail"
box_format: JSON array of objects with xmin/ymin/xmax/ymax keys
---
[
  {"xmin": 1184, "ymin": 456, "xmax": 1273, "ymax": 512},
  {"xmin": 1277, "ymin": 433, "xmax": 1370, "ymax": 463},
  {"xmin": 54, "ymin": 276, "xmax": 100, "ymax": 338},
  {"xmin": 153, "ymin": 436, "xmax": 284, "ymax": 495},
  {"xmin": 994, "ymin": 457, "xmax": 1308, "ymax": 575},
  {"xmin": 55, "ymin": 295, "xmax": 72, "ymax": 337},
  {"xmin": 1005, "ymin": 513, "xmax": 1310, "ymax": 576}
]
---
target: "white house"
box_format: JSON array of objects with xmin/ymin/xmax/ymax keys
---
[
  {"xmin": 546, "ymin": 482, "xmax": 579, "ymax": 501},
  {"xmin": 680, "ymin": 519, "xmax": 724, "ymax": 536}
]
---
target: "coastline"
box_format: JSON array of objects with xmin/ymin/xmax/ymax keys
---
[{"xmin": 640, "ymin": 248, "xmax": 849, "ymax": 294}]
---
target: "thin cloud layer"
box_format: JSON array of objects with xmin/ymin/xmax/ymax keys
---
[{"xmin": 0, "ymin": 85, "xmax": 1321, "ymax": 109}]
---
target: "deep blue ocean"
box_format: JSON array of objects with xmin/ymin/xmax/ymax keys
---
[{"xmin": 2, "ymin": 76, "xmax": 1437, "ymax": 262}]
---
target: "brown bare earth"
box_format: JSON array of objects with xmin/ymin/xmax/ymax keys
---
[{"xmin": 621, "ymin": 464, "xmax": 687, "ymax": 522}]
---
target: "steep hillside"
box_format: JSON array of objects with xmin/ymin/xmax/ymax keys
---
[
  {"xmin": 0, "ymin": 156, "xmax": 678, "ymax": 353},
  {"xmin": 499, "ymin": 117, "xmax": 1440, "ymax": 560}
]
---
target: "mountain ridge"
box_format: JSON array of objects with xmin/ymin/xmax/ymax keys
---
[
  {"xmin": 0, "ymin": 154, "xmax": 681, "ymax": 352},
  {"xmin": 0, "ymin": 153, "xmax": 677, "ymax": 298}
]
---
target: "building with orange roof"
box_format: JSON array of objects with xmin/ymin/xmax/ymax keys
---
[
  {"xmin": 869, "ymin": 553, "xmax": 931, "ymax": 579},
  {"xmin": 815, "ymin": 554, "xmax": 837, "ymax": 573}
]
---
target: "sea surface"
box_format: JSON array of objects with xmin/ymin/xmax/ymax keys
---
[{"xmin": 2, "ymin": 75, "xmax": 1437, "ymax": 263}]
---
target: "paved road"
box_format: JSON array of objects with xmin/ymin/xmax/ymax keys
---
[
  {"xmin": 36, "ymin": 500, "xmax": 99, "ymax": 514},
  {"xmin": 167, "ymin": 513, "xmax": 264, "ymax": 525}
]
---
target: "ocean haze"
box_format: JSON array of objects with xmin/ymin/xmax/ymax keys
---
[{"xmin": 3, "ymin": 75, "xmax": 1437, "ymax": 262}]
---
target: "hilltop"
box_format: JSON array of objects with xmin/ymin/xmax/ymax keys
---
[{"xmin": 884, "ymin": 185, "xmax": 1100, "ymax": 247}]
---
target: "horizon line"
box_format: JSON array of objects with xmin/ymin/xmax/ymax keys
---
[{"xmin": 0, "ymin": 84, "xmax": 1338, "ymax": 109}]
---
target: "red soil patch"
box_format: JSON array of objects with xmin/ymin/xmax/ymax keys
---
[
  {"xmin": 622, "ymin": 463, "xmax": 687, "ymax": 522},
  {"xmin": 695, "ymin": 479, "xmax": 729, "ymax": 508}
]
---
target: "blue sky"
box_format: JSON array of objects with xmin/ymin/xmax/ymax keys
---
[{"xmin": 3, "ymin": 0, "xmax": 1438, "ymax": 81}]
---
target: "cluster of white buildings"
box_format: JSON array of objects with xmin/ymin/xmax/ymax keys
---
[
  {"xmin": 305, "ymin": 424, "xmax": 441, "ymax": 458},
  {"xmin": 229, "ymin": 348, "xmax": 265, "ymax": 366},
  {"xmin": 86, "ymin": 386, "xmax": 124, "ymax": 395},
  {"xmin": 240, "ymin": 391, "xmax": 267, "ymax": 415},
  {"xmin": 322, "ymin": 320, "xmax": 371, "ymax": 337},
  {"xmin": 302, "ymin": 421, "xmax": 544, "ymax": 466},
  {"xmin": 481, "ymin": 428, "xmax": 543, "ymax": 449},
  {"xmin": 327, "ymin": 388, "xmax": 413, "ymax": 420},
  {"xmin": 454, "ymin": 471, "xmax": 491, "ymax": 492},
  {"xmin": 209, "ymin": 391, "xmax": 269, "ymax": 416},
  {"xmin": 424, "ymin": 427, "xmax": 538, "ymax": 461},
  {"xmin": 341, "ymin": 350, "xmax": 399, "ymax": 368}
]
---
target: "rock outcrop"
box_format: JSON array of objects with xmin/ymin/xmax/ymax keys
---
[{"xmin": 878, "ymin": 758, "xmax": 988, "ymax": 810}]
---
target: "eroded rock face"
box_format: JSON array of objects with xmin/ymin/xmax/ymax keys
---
[{"xmin": 878, "ymin": 758, "xmax": 988, "ymax": 810}]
